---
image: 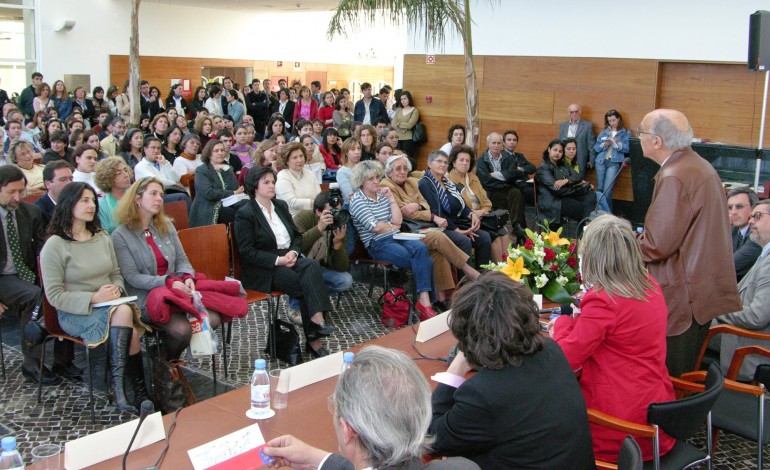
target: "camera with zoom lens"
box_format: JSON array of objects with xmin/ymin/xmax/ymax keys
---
[{"xmin": 327, "ymin": 183, "xmax": 350, "ymax": 231}]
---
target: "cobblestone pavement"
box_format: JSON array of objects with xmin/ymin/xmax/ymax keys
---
[{"xmin": 0, "ymin": 282, "xmax": 766, "ymax": 468}]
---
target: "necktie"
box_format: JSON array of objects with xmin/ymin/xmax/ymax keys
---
[{"xmin": 7, "ymin": 212, "xmax": 35, "ymax": 284}]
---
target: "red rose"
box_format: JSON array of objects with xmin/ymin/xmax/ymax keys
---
[
  {"xmin": 544, "ymin": 248, "xmax": 556, "ymax": 262},
  {"xmin": 523, "ymin": 238, "xmax": 534, "ymax": 250},
  {"xmin": 567, "ymin": 256, "xmax": 578, "ymax": 268},
  {"xmin": 550, "ymin": 263, "xmax": 559, "ymax": 271}
]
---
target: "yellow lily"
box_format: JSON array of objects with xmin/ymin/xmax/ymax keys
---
[
  {"xmin": 545, "ymin": 228, "xmax": 570, "ymax": 247},
  {"xmin": 501, "ymin": 256, "xmax": 530, "ymax": 281}
]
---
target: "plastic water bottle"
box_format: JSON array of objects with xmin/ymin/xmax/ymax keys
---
[
  {"xmin": 250, "ymin": 359, "xmax": 270, "ymax": 417},
  {"xmin": 341, "ymin": 352, "xmax": 355, "ymax": 375},
  {"xmin": 0, "ymin": 436, "xmax": 24, "ymax": 470}
]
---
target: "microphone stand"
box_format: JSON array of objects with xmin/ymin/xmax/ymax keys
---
[{"xmin": 123, "ymin": 400, "xmax": 155, "ymax": 470}]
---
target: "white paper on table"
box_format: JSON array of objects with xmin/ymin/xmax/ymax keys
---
[
  {"xmin": 533, "ymin": 294, "xmax": 543, "ymax": 309},
  {"xmin": 187, "ymin": 423, "xmax": 266, "ymax": 470},
  {"xmin": 287, "ymin": 351, "xmax": 343, "ymax": 391},
  {"xmin": 64, "ymin": 412, "xmax": 164, "ymax": 469},
  {"xmin": 222, "ymin": 193, "xmax": 248, "ymax": 207},
  {"xmin": 415, "ymin": 310, "xmax": 452, "ymax": 343},
  {"xmin": 92, "ymin": 295, "xmax": 138, "ymax": 308}
]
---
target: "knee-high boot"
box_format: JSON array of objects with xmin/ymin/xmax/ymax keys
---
[
  {"xmin": 128, "ymin": 353, "xmax": 150, "ymax": 409},
  {"xmin": 109, "ymin": 326, "xmax": 137, "ymax": 413}
]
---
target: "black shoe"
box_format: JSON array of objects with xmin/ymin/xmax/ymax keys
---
[
  {"xmin": 52, "ymin": 361, "xmax": 84, "ymax": 381},
  {"xmin": 313, "ymin": 322, "xmax": 337, "ymax": 337},
  {"xmin": 22, "ymin": 363, "xmax": 63, "ymax": 386},
  {"xmin": 433, "ymin": 300, "xmax": 451, "ymax": 312},
  {"xmin": 306, "ymin": 342, "xmax": 329, "ymax": 358}
]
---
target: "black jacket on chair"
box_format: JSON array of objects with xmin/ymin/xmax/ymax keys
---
[{"xmin": 234, "ymin": 198, "xmax": 302, "ymax": 293}]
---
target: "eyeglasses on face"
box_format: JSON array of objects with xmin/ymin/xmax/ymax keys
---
[{"xmin": 751, "ymin": 211, "xmax": 770, "ymax": 221}]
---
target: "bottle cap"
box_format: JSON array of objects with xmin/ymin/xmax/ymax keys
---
[
  {"xmin": 1, "ymin": 436, "xmax": 16, "ymax": 451},
  {"xmin": 254, "ymin": 359, "xmax": 266, "ymax": 370},
  {"xmin": 343, "ymin": 352, "xmax": 354, "ymax": 363}
]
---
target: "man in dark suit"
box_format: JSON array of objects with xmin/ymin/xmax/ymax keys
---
[
  {"xmin": 139, "ymin": 80, "xmax": 160, "ymax": 118},
  {"xmin": 34, "ymin": 160, "xmax": 73, "ymax": 227},
  {"xmin": 558, "ymin": 103, "xmax": 596, "ymax": 179},
  {"xmin": 310, "ymin": 80, "xmax": 323, "ymax": 106},
  {"xmin": 245, "ymin": 79, "xmax": 270, "ymax": 139},
  {"xmin": 263, "ymin": 346, "xmax": 479, "ymax": 470},
  {"xmin": 353, "ymin": 82, "xmax": 388, "ymax": 126},
  {"xmin": 502, "ymin": 130, "xmax": 536, "ymax": 204},
  {"xmin": 0, "ymin": 166, "xmax": 79, "ymax": 384},
  {"xmin": 728, "ymin": 187, "xmax": 762, "ymax": 281}
]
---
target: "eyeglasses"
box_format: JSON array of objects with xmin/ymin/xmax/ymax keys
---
[
  {"xmin": 636, "ymin": 127, "xmax": 658, "ymax": 138},
  {"xmin": 751, "ymin": 211, "xmax": 770, "ymax": 221},
  {"xmin": 569, "ymin": 110, "xmax": 580, "ymax": 114},
  {"xmin": 727, "ymin": 203, "xmax": 748, "ymax": 210}
]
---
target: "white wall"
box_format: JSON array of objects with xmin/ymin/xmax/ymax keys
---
[
  {"xmin": 407, "ymin": 0, "xmax": 766, "ymax": 63},
  {"xmin": 36, "ymin": 0, "xmax": 406, "ymax": 92}
]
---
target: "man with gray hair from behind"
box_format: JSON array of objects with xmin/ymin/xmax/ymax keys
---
[
  {"xmin": 263, "ymin": 345, "xmax": 479, "ymax": 470},
  {"xmin": 637, "ymin": 108, "xmax": 741, "ymax": 376}
]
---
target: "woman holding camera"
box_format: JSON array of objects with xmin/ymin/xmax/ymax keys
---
[{"xmin": 275, "ymin": 142, "xmax": 321, "ymax": 217}]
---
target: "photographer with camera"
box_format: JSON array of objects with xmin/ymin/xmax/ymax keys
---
[{"xmin": 287, "ymin": 192, "xmax": 354, "ymax": 325}]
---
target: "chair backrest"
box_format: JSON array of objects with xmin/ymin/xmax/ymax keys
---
[
  {"xmin": 164, "ymin": 200, "xmax": 189, "ymax": 230},
  {"xmin": 227, "ymin": 222, "xmax": 243, "ymax": 279},
  {"xmin": 617, "ymin": 436, "xmax": 643, "ymax": 470},
  {"xmin": 23, "ymin": 193, "xmax": 42, "ymax": 204},
  {"xmin": 177, "ymin": 224, "xmax": 229, "ymax": 280},
  {"xmin": 647, "ymin": 362, "xmax": 724, "ymax": 441},
  {"xmin": 36, "ymin": 257, "xmax": 67, "ymax": 337}
]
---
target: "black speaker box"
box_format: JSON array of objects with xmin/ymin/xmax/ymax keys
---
[{"xmin": 749, "ymin": 10, "xmax": 770, "ymax": 71}]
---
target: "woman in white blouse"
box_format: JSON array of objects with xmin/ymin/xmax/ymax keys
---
[
  {"xmin": 71, "ymin": 144, "xmax": 101, "ymax": 195},
  {"xmin": 275, "ymin": 142, "xmax": 321, "ymax": 217}
]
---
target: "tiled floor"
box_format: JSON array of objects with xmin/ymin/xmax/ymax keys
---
[{"xmin": 0, "ymin": 280, "xmax": 767, "ymax": 468}]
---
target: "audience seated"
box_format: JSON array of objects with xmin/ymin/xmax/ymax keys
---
[
  {"xmin": 234, "ymin": 166, "xmax": 337, "ymax": 358},
  {"xmin": 94, "ymin": 156, "xmax": 133, "ymax": 233},
  {"xmin": 712, "ymin": 198, "xmax": 770, "ymax": 380},
  {"xmin": 319, "ymin": 128, "xmax": 342, "ymax": 181},
  {"xmin": 41, "ymin": 130, "xmax": 72, "ymax": 165},
  {"xmin": 550, "ymin": 214, "xmax": 676, "ymax": 462},
  {"xmin": 100, "ymin": 117, "xmax": 126, "ymax": 156},
  {"xmin": 239, "ymin": 138, "xmax": 278, "ymax": 187},
  {"xmin": 189, "ymin": 139, "xmax": 246, "ymax": 227},
  {"xmin": 335, "ymin": 138, "xmax": 362, "ymax": 204},
  {"xmin": 275, "ymin": 142, "xmax": 321, "ymax": 217},
  {"xmin": 40, "ymin": 182, "xmax": 150, "ymax": 412},
  {"xmin": 160, "ymin": 124, "xmax": 183, "ymax": 165},
  {"xmin": 118, "ymin": 128, "xmax": 144, "ymax": 170},
  {"xmin": 134, "ymin": 136, "xmax": 190, "ymax": 207},
  {"xmin": 264, "ymin": 346, "xmax": 479, "ymax": 470},
  {"xmin": 727, "ymin": 187, "xmax": 762, "ymax": 282},
  {"xmin": 71, "ymin": 144, "xmax": 101, "ymax": 195},
  {"xmin": 298, "ymin": 132, "xmax": 325, "ymax": 183},
  {"xmin": 349, "ymin": 160, "xmax": 437, "ymax": 320},
  {"xmin": 419, "ymin": 150, "xmax": 492, "ymax": 269},
  {"xmin": 535, "ymin": 139, "xmax": 596, "ymax": 228},
  {"xmin": 429, "ymin": 271, "xmax": 595, "ymax": 469},
  {"xmin": 34, "ymin": 160, "xmax": 73, "ymax": 226},
  {"xmin": 8, "ymin": 139, "xmax": 45, "ymax": 197},
  {"xmin": 172, "ymin": 133, "xmax": 203, "ymax": 183}
]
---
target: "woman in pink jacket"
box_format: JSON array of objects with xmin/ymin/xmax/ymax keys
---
[{"xmin": 551, "ymin": 214, "xmax": 676, "ymax": 463}]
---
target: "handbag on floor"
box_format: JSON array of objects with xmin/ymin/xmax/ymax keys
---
[
  {"xmin": 264, "ymin": 318, "xmax": 304, "ymax": 366},
  {"xmin": 379, "ymin": 287, "xmax": 412, "ymax": 328},
  {"xmin": 152, "ymin": 356, "xmax": 196, "ymax": 414}
]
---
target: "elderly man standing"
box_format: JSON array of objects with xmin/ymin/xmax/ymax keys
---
[
  {"xmin": 637, "ymin": 109, "xmax": 741, "ymax": 376},
  {"xmin": 558, "ymin": 104, "xmax": 596, "ymax": 179},
  {"xmin": 713, "ymin": 198, "xmax": 770, "ymax": 380},
  {"xmin": 476, "ymin": 132, "xmax": 527, "ymax": 239},
  {"xmin": 727, "ymin": 187, "xmax": 762, "ymax": 282}
]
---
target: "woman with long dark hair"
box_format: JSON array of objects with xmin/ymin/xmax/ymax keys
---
[
  {"xmin": 390, "ymin": 90, "xmax": 419, "ymax": 158},
  {"xmin": 593, "ymin": 109, "xmax": 631, "ymax": 211},
  {"xmin": 40, "ymin": 182, "xmax": 149, "ymax": 413},
  {"xmin": 118, "ymin": 128, "xmax": 144, "ymax": 170},
  {"xmin": 319, "ymin": 127, "xmax": 341, "ymax": 182}
]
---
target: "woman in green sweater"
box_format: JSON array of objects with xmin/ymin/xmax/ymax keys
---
[{"xmin": 40, "ymin": 182, "xmax": 150, "ymax": 413}]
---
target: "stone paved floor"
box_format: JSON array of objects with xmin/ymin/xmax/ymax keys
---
[{"xmin": 0, "ymin": 281, "xmax": 767, "ymax": 468}]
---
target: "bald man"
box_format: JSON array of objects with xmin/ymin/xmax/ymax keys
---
[
  {"xmin": 558, "ymin": 104, "xmax": 596, "ymax": 179},
  {"xmin": 637, "ymin": 109, "xmax": 741, "ymax": 376}
]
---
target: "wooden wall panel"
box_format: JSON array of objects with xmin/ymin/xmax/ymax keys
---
[
  {"xmin": 658, "ymin": 62, "xmax": 769, "ymax": 147},
  {"xmin": 479, "ymin": 89, "xmax": 554, "ymax": 124}
]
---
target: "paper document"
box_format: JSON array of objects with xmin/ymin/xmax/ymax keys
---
[
  {"xmin": 222, "ymin": 193, "xmax": 248, "ymax": 207},
  {"xmin": 187, "ymin": 423, "xmax": 266, "ymax": 470},
  {"xmin": 394, "ymin": 233, "xmax": 425, "ymax": 240},
  {"xmin": 93, "ymin": 296, "xmax": 138, "ymax": 308}
]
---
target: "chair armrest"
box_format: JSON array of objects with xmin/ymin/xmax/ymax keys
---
[
  {"xmin": 594, "ymin": 460, "xmax": 618, "ymax": 470},
  {"xmin": 587, "ymin": 408, "xmax": 657, "ymax": 438},
  {"xmin": 695, "ymin": 324, "xmax": 770, "ymax": 371},
  {"xmin": 682, "ymin": 370, "xmax": 765, "ymax": 396},
  {"xmin": 727, "ymin": 345, "xmax": 770, "ymax": 381},
  {"xmin": 670, "ymin": 376, "xmax": 706, "ymax": 394}
]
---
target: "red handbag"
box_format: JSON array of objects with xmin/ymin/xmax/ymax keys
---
[{"xmin": 378, "ymin": 288, "xmax": 412, "ymax": 328}]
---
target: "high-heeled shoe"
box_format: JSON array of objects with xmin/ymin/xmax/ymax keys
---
[
  {"xmin": 416, "ymin": 302, "xmax": 437, "ymax": 321},
  {"xmin": 306, "ymin": 341, "xmax": 329, "ymax": 358}
]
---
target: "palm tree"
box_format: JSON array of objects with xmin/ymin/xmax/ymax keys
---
[{"xmin": 328, "ymin": 0, "xmax": 495, "ymax": 149}]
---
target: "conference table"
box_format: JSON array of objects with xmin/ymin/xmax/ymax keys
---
[{"xmin": 80, "ymin": 323, "xmax": 458, "ymax": 469}]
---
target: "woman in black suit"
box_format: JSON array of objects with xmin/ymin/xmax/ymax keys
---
[
  {"xmin": 188, "ymin": 139, "xmax": 246, "ymax": 227},
  {"xmin": 270, "ymin": 87, "xmax": 295, "ymax": 131},
  {"xmin": 165, "ymin": 83, "xmax": 189, "ymax": 116},
  {"xmin": 429, "ymin": 271, "xmax": 595, "ymax": 470},
  {"xmin": 234, "ymin": 166, "xmax": 336, "ymax": 358}
]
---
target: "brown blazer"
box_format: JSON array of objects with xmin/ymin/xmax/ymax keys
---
[
  {"xmin": 638, "ymin": 147, "xmax": 741, "ymax": 335},
  {"xmin": 380, "ymin": 176, "xmax": 433, "ymax": 222}
]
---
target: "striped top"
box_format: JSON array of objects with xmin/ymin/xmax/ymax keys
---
[{"xmin": 349, "ymin": 190, "xmax": 399, "ymax": 247}]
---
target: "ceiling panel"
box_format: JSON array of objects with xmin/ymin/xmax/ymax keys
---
[{"xmin": 142, "ymin": 0, "xmax": 339, "ymax": 12}]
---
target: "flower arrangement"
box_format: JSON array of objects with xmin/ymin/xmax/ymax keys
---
[{"xmin": 482, "ymin": 225, "xmax": 580, "ymax": 304}]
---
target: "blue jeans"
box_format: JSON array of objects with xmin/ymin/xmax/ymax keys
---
[
  {"xmin": 594, "ymin": 160, "xmax": 622, "ymax": 211},
  {"xmin": 367, "ymin": 235, "xmax": 434, "ymax": 296},
  {"xmin": 288, "ymin": 267, "xmax": 354, "ymax": 310}
]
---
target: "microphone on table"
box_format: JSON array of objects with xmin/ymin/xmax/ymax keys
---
[{"xmin": 123, "ymin": 400, "xmax": 155, "ymax": 470}]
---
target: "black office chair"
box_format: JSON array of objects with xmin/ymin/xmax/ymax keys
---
[
  {"xmin": 617, "ymin": 436, "xmax": 643, "ymax": 470},
  {"xmin": 589, "ymin": 362, "xmax": 724, "ymax": 470}
]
